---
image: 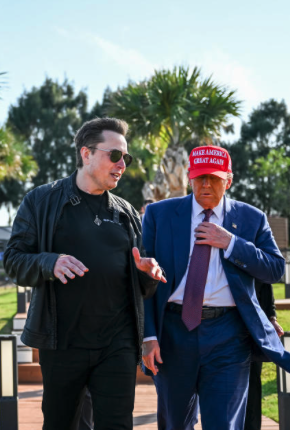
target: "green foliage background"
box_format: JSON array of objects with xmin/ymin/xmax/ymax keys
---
[{"xmin": 1, "ymin": 71, "xmax": 290, "ymax": 219}]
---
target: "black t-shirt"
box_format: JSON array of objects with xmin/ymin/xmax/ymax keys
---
[{"xmin": 52, "ymin": 188, "xmax": 135, "ymax": 349}]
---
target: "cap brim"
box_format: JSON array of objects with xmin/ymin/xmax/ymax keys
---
[{"xmin": 188, "ymin": 168, "xmax": 228, "ymax": 180}]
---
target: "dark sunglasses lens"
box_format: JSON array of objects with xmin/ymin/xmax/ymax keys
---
[
  {"xmin": 110, "ymin": 150, "xmax": 132, "ymax": 167},
  {"xmin": 110, "ymin": 150, "xmax": 123, "ymax": 163},
  {"xmin": 123, "ymin": 154, "xmax": 133, "ymax": 167}
]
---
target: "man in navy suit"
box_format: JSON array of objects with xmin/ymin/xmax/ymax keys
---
[{"xmin": 142, "ymin": 145, "xmax": 288, "ymax": 430}]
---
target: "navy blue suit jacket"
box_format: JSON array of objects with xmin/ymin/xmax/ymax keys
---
[{"xmin": 142, "ymin": 194, "xmax": 290, "ymax": 372}]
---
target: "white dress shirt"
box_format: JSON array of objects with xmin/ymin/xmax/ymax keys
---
[
  {"xmin": 168, "ymin": 195, "xmax": 236, "ymax": 306},
  {"xmin": 144, "ymin": 195, "xmax": 236, "ymax": 342}
]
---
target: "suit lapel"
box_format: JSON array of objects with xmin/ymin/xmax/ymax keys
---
[
  {"xmin": 223, "ymin": 196, "xmax": 240, "ymax": 235},
  {"xmin": 170, "ymin": 194, "xmax": 192, "ymax": 290},
  {"xmin": 220, "ymin": 196, "xmax": 241, "ymax": 277}
]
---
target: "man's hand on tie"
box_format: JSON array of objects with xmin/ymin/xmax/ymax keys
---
[
  {"xmin": 54, "ymin": 255, "xmax": 89, "ymax": 284},
  {"xmin": 195, "ymin": 222, "xmax": 232, "ymax": 250},
  {"xmin": 142, "ymin": 340, "xmax": 163, "ymax": 375},
  {"xmin": 132, "ymin": 248, "xmax": 167, "ymax": 283}
]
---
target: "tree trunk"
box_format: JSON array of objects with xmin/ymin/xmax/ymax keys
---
[{"xmin": 142, "ymin": 146, "xmax": 189, "ymax": 201}]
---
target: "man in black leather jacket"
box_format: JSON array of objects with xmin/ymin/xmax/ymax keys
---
[
  {"xmin": 244, "ymin": 281, "xmax": 284, "ymax": 430},
  {"xmin": 4, "ymin": 117, "xmax": 165, "ymax": 430}
]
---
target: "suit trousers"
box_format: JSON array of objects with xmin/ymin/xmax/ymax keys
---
[
  {"xmin": 153, "ymin": 307, "xmax": 251, "ymax": 430},
  {"xmin": 39, "ymin": 338, "xmax": 138, "ymax": 430}
]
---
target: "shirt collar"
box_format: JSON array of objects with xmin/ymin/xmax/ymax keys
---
[{"xmin": 191, "ymin": 194, "xmax": 224, "ymax": 220}]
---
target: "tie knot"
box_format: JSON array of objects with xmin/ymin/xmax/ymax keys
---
[{"xmin": 202, "ymin": 209, "xmax": 214, "ymax": 221}]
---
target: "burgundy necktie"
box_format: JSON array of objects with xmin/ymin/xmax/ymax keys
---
[{"xmin": 182, "ymin": 209, "xmax": 214, "ymax": 331}]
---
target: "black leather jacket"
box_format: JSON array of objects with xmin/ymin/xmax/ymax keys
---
[{"xmin": 4, "ymin": 171, "xmax": 158, "ymax": 358}]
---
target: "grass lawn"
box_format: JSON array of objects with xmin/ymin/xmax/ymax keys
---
[
  {"xmin": 272, "ymin": 283, "xmax": 285, "ymax": 300},
  {"xmin": 0, "ymin": 286, "xmax": 17, "ymax": 334}
]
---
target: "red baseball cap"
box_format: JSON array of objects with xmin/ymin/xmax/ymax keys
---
[{"xmin": 188, "ymin": 145, "xmax": 232, "ymax": 180}]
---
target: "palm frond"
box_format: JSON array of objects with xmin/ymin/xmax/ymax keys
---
[{"xmin": 105, "ymin": 65, "xmax": 242, "ymax": 149}]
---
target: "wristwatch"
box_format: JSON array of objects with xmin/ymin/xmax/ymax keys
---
[{"xmin": 270, "ymin": 316, "xmax": 277, "ymax": 322}]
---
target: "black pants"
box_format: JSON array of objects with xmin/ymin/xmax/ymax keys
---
[
  {"xmin": 244, "ymin": 361, "xmax": 263, "ymax": 430},
  {"xmin": 39, "ymin": 340, "xmax": 137, "ymax": 430},
  {"xmin": 71, "ymin": 387, "xmax": 93, "ymax": 430}
]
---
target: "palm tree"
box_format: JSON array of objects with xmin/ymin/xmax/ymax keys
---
[
  {"xmin": 106, "ymin": 66, "xmax": 241, "ymax": 199},
  {"xmin": 0, "ymin": 127, "xmax": 38, "ymax": 182},
  {"xmin": 0, "ymin": 71, "xmax": 37, "ymax": 182},
  {"xmin": 0, "ymin": 72, "xmax": 38, "ymax": 217}
]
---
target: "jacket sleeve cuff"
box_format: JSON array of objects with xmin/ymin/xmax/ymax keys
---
[
  {"xmin": 137, "ymin": 268, "xmax": 159, "ymax": 299},
  {"xmin": 223, "ymin": 234, "xmax": 236, "ymax": 259},
  {"xmin": 41, "ymin": 252, "xmax": 60, "ymax": 281}
]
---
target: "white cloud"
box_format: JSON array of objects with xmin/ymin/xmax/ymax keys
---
[
  {"xmin": 196, "ymin": 49, "xmax": 262, "ymax": 118},
  {"xmin": 55, "ymin": 28, "xmax": 156, "ymax": 81},
  {"xmin": 55, "ymin": 27, "xmax": 71, "ymax": 39},
  {"xmin": 88, "ymin": 35, "xmax": 156, "ymax": 78}
]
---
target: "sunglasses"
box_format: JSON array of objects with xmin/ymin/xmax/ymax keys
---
[{"xmin": 88, "ymin": 147, "xmax": 133, "ymax": 167}]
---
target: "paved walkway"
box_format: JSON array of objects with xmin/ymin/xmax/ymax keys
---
[{"xmin": 18, "ymin": 383, "xmax": 279, "ymax": 430}]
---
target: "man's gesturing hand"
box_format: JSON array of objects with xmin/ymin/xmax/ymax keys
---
[
  {"xmin": 54, "ymin": 255, "xmax": 89, "ymax": 284},
  {"xmin": 195, "ymin": 222, "xmax": 232, "ymax": 250},
  {"xmin": 132, "ymin": 248, "xmax": 166, "ymax": 283},
  {"xmin": 142, "ymin": 340, "xmax": 163, "ymax": 375}
]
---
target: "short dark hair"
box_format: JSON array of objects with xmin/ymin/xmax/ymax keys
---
[
  {"xmin": 144, "ymin": 199, "xmax": 155, "ymax": 205},
  {"xmin": 74, "ymin": 117, "xmax": 129, "ymax": 168}
]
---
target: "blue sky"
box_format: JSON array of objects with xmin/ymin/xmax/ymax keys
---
[{"xmin": 0, "ymin": 0, "xmax": 289, "ymax": 222}]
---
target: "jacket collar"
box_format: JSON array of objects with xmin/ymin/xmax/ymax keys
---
[{"xmin": 65, "ymin": 170, "xmax": 128, "ymax": 216}]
